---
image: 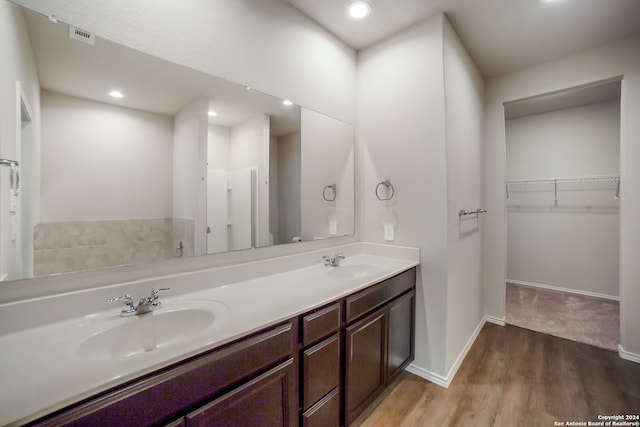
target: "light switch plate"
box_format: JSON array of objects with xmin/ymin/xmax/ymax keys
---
[
  {"xmin": 329, "ymin": 220, "xmax": 337, "ymax": 235},
  {"xmin": 384, "ymin": 223, "xmax": 394, "ymax": 241}
]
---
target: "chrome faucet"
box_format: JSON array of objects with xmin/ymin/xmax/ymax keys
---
[
  {"xmin": 108, "ymin": 288, "xmax": 171, "ymax": 316},
  {"xmin": 321, "ymin": 253, "xmax": 345, "ymax": 267}
]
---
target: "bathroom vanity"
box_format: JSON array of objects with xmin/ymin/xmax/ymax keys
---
[{"xmin": 0, "ymin": 244, "xmax": 418, "ymax": 427}]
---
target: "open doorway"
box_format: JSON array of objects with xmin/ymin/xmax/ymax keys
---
[{"xmin": 503, "ymin": 79, "xmax": 622, "ymax": 350}]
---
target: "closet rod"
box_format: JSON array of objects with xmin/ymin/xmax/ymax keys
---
[{"xmin": 506, "ymin": 174, "xmax": 619, "ymax": 185}]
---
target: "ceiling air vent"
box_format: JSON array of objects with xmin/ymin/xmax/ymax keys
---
[{"xmin": 69, "ymin": 25, "xmax": 95, "ymax": 45}]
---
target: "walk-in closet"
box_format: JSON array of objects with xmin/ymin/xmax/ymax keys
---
[{"xmin": 504, "ymin": 79, "xmax": 622, "ymax": 350}]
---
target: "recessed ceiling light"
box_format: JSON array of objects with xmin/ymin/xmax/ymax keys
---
[
  {"xmin": 109, "ymin": 90, "xmax": 124, "ymax": 98},
  {"xmin": 283, "ymin": 99, "xmax": 293, "ymax": 106},
  {"xmin": 347, "ymin": 1, "xmax": 371, "ymax": 20},
  {"xmin": 208, "ymin": 110, "xmax": 218, "ymax": 117}
]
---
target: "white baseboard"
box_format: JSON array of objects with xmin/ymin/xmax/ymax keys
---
[
  {"xmin": 507, "ymin": 279, "xmax": 619, "ymax": 301},
  {"xmin": 405, "ymin": 364, "xmax": 449, "ymax": 388},
  {"xmin": 406, "ymin": 315, "xmax": 497, "ymax": 388},
  {"xmin": 485, "ymin": 315, "xmax": 505, "ymax": 326},
  {"xmin": 618, "ymin": 344, "xmax": 640, "ymax": 364}
]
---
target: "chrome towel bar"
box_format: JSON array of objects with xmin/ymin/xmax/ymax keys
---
[{"xmin": 459, "ymin": 209, "xmax": 487, "ymax": 217}]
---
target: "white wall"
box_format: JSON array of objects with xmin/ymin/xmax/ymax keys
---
[
  {"xmin": 482, "ymin": 36, "xmax": 640, "ymax": 358},
  {"xmin": 269, "ymin": 135, "xmax": 279, "ymax": 245},
  {"xmin": 207, "ymin": 124, "xmax": 231, "ymax": 170},
  {"xmin": 358, "ymin": 15, "xmax": 449, "ymax": 376},
  {"xmin": 173, "ymin": 97, "xmax": 208, "ymax": 257},
  {"xmin": 40, "ymin": 90, "xmax": 173, "ymax": 222},
  {"xmin": 0, "ymin": 2, "xmax": 40, "ymax": 280},
  {"xmin": 206, "ymin": 169, "xmax": 228, "ymax": 254},
  {"xmin": 358, "ymin": 13, "xmax": 484, "ymax": 381},
  {"xmin": 442, "ymin": 19, "xmax": 485, "ymax": 374},
  {"xmin": 12, "ymin": 0, "xmax": 356, "ymax": 124},
  {"xmin": 275, "ymin": 132, "xmax": 301, "ymax": 244},
  {"xmin": 506, "ymin": 101, "xmax": 620, "ymax": 297},
  {"xmin": 301, "ymin": 108, "xmax": 354, "ymax": 240},
  {"xmin": 206, "ymin": 124, "xmax": 231, "ymax": 254},
  {"xmin": 230, "ymin": 114, "xmax": 270, "ymax": 247}
]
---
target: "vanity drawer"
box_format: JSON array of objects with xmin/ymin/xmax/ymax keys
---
[
  {"xmin": 302, "ymin": 302, "xmax": 341, "ymax": 345},
  {"xmin": 346, "ymin": 268, "xmax": 416, "ymax": 323},
  {"xmin": 302, "ymin": 388, "xmax": 340, "ymax": 427},
  {"xmin": 302, "ymin": 334, "xmax": 340, "ymax": 410},
  {"xmin": 31, "ymin": 321, "xmax": 295, "ymax": 427}
]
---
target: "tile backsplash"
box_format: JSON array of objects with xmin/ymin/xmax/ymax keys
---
[{"xmin": 34, "ymin": 218, "xmax": 194, "ymax": 276}]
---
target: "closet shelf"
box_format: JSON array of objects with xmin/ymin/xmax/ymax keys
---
[{"xmin": 506, "ymin": 174, "xmax": 620, "ymax": 200}]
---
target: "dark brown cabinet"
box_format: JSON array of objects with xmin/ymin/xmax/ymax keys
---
[
  {"xmin": 186, "ymin": 359, "xmax": 297, "ymax": 427},
  {"xmin": 387, "ymin": 290, "xmax": 415, "ymax": 384},
  {"xmin": 299, "ymin": 302, "xmax": 342, "ymax": 427},
  {"xmin": 301, "ymin": 388, "xmax": 340, "ymax": 427},
  {"xmin": 29, "ymin": 267, "xmax": 416, "ymax": 427},
  {"xmin": 345, "ymin": 308, "xmax": 387, "ymax": 423},
  {"xmin": 30, "ymin": 322, "xmax": 296, "ymax": 427},
  {"xmin": 344, "ymin": 268, "xmax": 416, "ymax": 426},
  {"xmin": 302, "ymin": 334, "xmax": 340, "ymax": 409}
]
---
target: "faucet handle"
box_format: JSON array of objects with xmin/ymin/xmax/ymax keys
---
[
  {"xmin": 335, "ymin": 253, "xmax": 345, "ymax": 259},
  {"xmin": 150, "ymin": 288, "xmax": 171, "ymax": 307},
  {"xmin": 107, "ymin": 294, "xmax": 136, "ymax": 314},
  {"xmin": 107, "ymin": 294, "xmax": 133, "ymax": 304},
  {"xmin": 321, "ymin": 255, "xmax": 331, "ymax": 261}
]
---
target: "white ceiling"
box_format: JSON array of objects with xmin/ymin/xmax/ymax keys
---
[
  {"xmin": 284, "ymin": 0, "xmax": 640, "ymax": 78},
  {"xmin": 24, "ymin": 9, "xmax": 301, "ymax": 136},
  {"xmin": 22, "ymin": 1, "xmax": 640, "ymax": 123}
]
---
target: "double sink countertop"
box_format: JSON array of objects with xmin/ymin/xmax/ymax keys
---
[{"xmin": 0, "ymin": 242, "xmax": 419, "ymax": 426}]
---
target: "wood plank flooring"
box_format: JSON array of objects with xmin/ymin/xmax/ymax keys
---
[{"xmin": 352, "ymin": 323, "xmax": 640, "ymax": 427}]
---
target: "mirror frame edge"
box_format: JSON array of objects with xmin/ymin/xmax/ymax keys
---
[{"xmin": 0, "ymin": 235, "xmax": 359, "ymax": 304}]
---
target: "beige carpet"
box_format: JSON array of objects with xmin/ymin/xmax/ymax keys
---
[{"xmin": 505, "ymin": 282, "xmax": 620, "ymax": 351}]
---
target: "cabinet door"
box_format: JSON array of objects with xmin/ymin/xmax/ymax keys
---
[
  {"xmin": 344, "ymin": 308, "xmax": 386, "ymax": 425},
  {"xmin": 186, "ymin": 359, "xmax": 296, "ymax": 427},
  {"xmin": 387, "ymin": 290, "xmax": 415, "ymax": 383}
]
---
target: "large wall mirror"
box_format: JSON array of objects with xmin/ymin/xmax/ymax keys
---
[{"xmin": 0, "ymin": 5, "xmax": 354, "ymax": 283}]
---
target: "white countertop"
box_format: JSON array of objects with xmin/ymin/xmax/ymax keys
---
[{"xmin": 0, "ymin": 243, "xmax": 418, "ymax": 426}]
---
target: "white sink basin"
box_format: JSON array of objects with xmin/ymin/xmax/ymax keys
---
[
  {"xmin": 325, "ymin": 264, "xmax": 380, "ymax": 279},
  {"xmin": 67, "ymin": 300, "xmax": 229, "ymax": 361}
]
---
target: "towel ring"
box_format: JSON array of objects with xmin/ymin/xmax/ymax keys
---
[
  {"xmin": 323, "ymin": 184, "xmax": 337, "ymax": 202},
  {"xmin": 375, "ymin": 180, "xmax": 394, "ymax": 201}
]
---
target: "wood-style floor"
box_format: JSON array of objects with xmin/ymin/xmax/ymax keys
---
[{"xmin": 353, "ymin": 323, "xmax": 640, "ymax": 427}]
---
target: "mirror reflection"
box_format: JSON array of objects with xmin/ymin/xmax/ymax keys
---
[{"xmin": 1, "ymin": 6, "xmax": 354, "ymax": 281}]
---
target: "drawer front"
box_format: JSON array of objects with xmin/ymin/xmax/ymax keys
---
[
  {"xmin": 302, "ymin": 302, "xmax": 341, "ymax": 346},
  {"xmin": 186, "ymin": 359, "xmax": 296, "ymax": 427},
  {"xmin": 165, "ymin": 418, "xmax": 185, "ymax": 427},
  {"xmin": 302, "ymin": 388, "xmax": 340, "ymax": 427},
  {"xmin": 303, "ymin": 334, "xmax": 340, "ymax": 410},
  {"xmin": 346, "ymin": 268, "xmax": 415, "ymax": 323},
  {"xmin": 32, "ymin": 322, "xmax": 295, "ymax": 427}
]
